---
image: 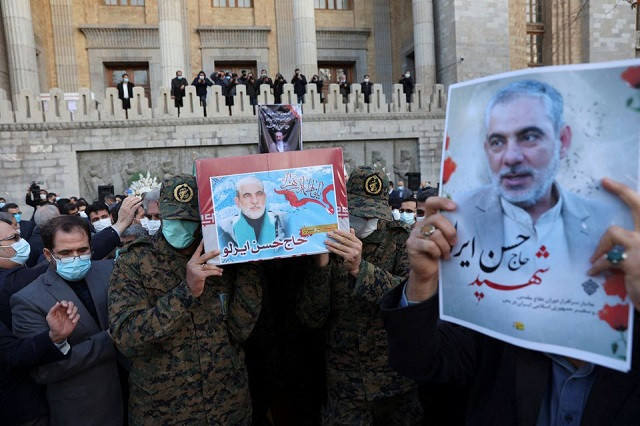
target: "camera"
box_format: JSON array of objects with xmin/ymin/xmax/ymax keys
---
[{"xmin": 29, "ymin": 181, "xmax": 41, "ymax": 203}]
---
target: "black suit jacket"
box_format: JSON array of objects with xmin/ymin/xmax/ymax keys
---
[
  {"xmin": 0, "ymin": 262, "xmax": 60, "ymax": 425},
  {"xmin": 26, "ymin": 226, "xmax": 44, "ymax": 267},
  {"xmin": 116, "ymin": 82, "xmax": 134, "ymax": 109},
  {"xmin": 19, "ymin": 220, "xmax": 34, "ymax": 242},
  {"xmin": 381, "ymin": 285, "xmax": 640, "ymax": 425},
  {"xmin": 170, "ymin": 77, "xmax": 186, "ymax": 99}
]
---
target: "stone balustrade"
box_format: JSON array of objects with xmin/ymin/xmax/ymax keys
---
[{"xmin": 0, "ymin": 83, "xmax": 447, "ymax": 126}]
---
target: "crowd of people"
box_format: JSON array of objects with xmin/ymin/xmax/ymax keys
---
[
  {"xmin": 2, "ymin": 78, "xmax": 640, "ymax": 426},
  {"xmin": 125, "ymin": 68, "xmax": 417, "ymax": 117}
]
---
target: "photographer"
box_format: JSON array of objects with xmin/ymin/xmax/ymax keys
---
[
  {"xmin": 24, "ymin": 182, "xmax": 48, "ymax": 210},
  {"xmin": 273, "ymin": 73, "xmax": 286, "ymax": 104}
]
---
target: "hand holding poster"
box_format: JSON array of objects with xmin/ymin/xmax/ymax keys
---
[
  {"xmin": 439, "ymin": 60, "xmax": 640, "ymax": 372},
  {"xmin": 196, "ymin": 148, "xmax": 348, "ymax": 264}
]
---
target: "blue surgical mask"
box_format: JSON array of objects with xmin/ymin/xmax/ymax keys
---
[
  {"xmin": 162, "ymin": 219, "xmax": 199, "ymax": 249},
  {"xmin": 13, "ymin": 213, "xmax": 21, "ymax": 223},
  {"xmin": 54, "ymin": 255, "xmax": 92, "ymax": 282},
  {"xmin": 0, "ymin": 238, "xmax": 31, "ymax": 265},
  {"xmin": 400, "ymin": 212, "xmax": 416, "ymax": 225},
  {"xmin": 0, "ymin": 203, "xmax": 4, "ymax": 209}
]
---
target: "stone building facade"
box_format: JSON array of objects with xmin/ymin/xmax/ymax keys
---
[{"xmin": 0, "ymin": 0, "xmax": 637, "ymax": 209}]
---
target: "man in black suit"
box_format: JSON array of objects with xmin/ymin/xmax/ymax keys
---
[
  {"xmin": 361, "ymin": 75, "xmax": 374, "ymax": 104},
  {"xmin": 170, "ymin": 70, "xmax": 186, "ymax": 116},
  {"xmin": 116, "ymin": 73, "xmax": 135, "ymax": 114},
  {"xmin": 381, "ymin": 179, "xmax": 640, "ymax": 425},
  {"xmin": 0, "ymin": 220, "xmax": 80, "ymax": 425},
  {"xmin": 11, "ymin": 215, "xmax": 124, "ymax": 425}
]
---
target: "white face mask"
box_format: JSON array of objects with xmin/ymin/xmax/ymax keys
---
[
  {"xmin": 405, "ymin": 73, "xmax": 410, "ymax": 78},
  {"xmin": 147, "ymin": 220, "xmax": 161, "ymax": 235},
  {"xmin": 391, "ymin": 209, "xmax": 401, "ymax": 221},
  {"xmin": 364, "ymin": 79, "xmax": 369, "ymax": 83},
  {"xmin": 349, "ymin": 215, "xmax": 378, "ymax": 239},
  {"xmin": 0, "ymin": 238, "xmax": 31, "ymax": 265},
  {"xmin": 123, "ymin": 78, "xmax": 129, "ymax": 83},
  {"xmin": 93, "ymin": 217, "xmax": 112, "ymax": 233},
  {"xmin": 39, "ymin": 194, "xmax": 47, "ymax": 200},
  {"xmin": 400, "ymin": 212, "xmax": 415, "ymax": 226},
  {"xmin": 79, "ymin": 211, "xmax": 88, "ymax": 219}
]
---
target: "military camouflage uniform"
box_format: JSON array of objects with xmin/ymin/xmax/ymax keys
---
[
  {"xmin": 297, "ymin": 166, "xmax": 422, "ymax": 425},
  {"xmin": 108, "ymin": 176, "xmax": 262, "ymax": 425}
]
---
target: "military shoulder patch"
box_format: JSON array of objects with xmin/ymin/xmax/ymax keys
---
[
  {"xmin": 174, "ymin": 183, "xmax": 194, "ymax": 203},
  {"xmin": 364, "ymin": 174, "xmax": 383, "ymax": 195}
]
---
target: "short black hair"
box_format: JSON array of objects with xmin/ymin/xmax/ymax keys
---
[
  {"xmin": 41, "ymin": 215, "xmax": 91, "ymax": 251},
  {"xmin": 85, "ymin": 201, "xmax": 109, "ymax": 218},
  {"xmin": 1, "ymin": 203, "xmax": 18, "ymax": 212},
  {"xmin": 59, "ymin": 202, "xmax": 78, "ymax": 215},
  {"xmin": 417, "ymin": 187, "xmax": 438, "ymax": 202}
]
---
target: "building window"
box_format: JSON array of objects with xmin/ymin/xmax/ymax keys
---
[
  {"xmin": 526, "ymin": 0, "xmax": 543, "ymax": 24},
  {"xmin": 213, "ymin": 0, "xmax": 252, "ymax": 7},
  {"xmin": 315, "ymin": 0, "xmax": 352, "ymax": 10},
  {"xmin": 526, "ymin": 0, "xmax": 544, "ymax": 66},
  {"xmin": 105, "ymin": 0, "xmax": 145, "ymax": 5}
]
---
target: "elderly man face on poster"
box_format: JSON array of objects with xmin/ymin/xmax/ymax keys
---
[
  {"xmin": 217, "ymin": 176, "xmax": 285, "ymax": 248},
  {"xmin": 448, "ymin": 79, "xmax": 628, "ymax": 270}
]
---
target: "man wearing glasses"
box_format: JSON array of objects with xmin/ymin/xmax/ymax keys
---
[{"xmin": 10, "ymin": 215, "xmax": 124, "ymax": 426}]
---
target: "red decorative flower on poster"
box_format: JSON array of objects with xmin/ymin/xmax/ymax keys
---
[
  {"xmin": 443, "ymin": 157, "xmax": 457, "ymax": 185},
  {"xmin": 603, "ymin": 271, "xmax": 627, "ymax": 301},
  {"xmin": 621, "ymin": 66, "xmax": 640, "ymax": 112},
  {"xmin": 598, "ymin": 303, "xmax": 629, "ymax": 358}
]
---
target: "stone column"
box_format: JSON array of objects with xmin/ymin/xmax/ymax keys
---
[
  {"xmin": 50, "ymin": 0, "xmax": 78, "ymax": 92},
  {"xmin": 0, "ymin": 0, "xmax": 40, "ymax": 98},
  {"xmin": 158, "ymin": 0, "xmax": 185, "ymax": 87},
  {"xmin": 293, "ymin": 0, "xmax": 318, "ymax": 78},
  {"xmin": 412, "ymin": 0, "xmax": 436, "ymax": 87},
  {"xmin": 275, "ymin": 0, "xmax": 296, "ymax": 77}
]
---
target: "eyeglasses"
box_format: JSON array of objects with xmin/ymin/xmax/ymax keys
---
[
  {"xmin": 50, "ymin": 249, "xmax": 92, "ymax": 264},
  {"xmin": 0, "ymin": 233, "xmax": 20, "ymax": 245}
]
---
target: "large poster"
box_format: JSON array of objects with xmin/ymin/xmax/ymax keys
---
[
  {"xmin": 439, "ymin": 60, "xmax": 640, "ymax": 372},
  {"xmin": 258, "ymin": 105, "xmax": 302, "ymax": 153},
  {"xmin": 195, "ymin": 148, "xmax": 348, "ymax": 264}
]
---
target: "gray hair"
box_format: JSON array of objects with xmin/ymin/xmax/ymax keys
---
[
  {"xmin": 0, "ymin": 212, "xmax": 14, "ymax": 226},
  {"xmin": 122, "ymin": 223, "xmax": 148, "ymax": 239},
  {"xmin": 484, "ymin": 79, "xmax": 565, "ymax": 136},
  {"xmin": 34, "ymin": 204, "xmax": 61, "ymax": 228},
  {"xmin": 142, "ymin": 188, "xmax": 160, "ymax": 213},
  {"xmin": 235, "ymin": 176, "xmax": 264, "ymax": 198}
]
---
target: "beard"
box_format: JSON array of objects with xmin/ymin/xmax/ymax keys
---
[
  {"xmin": 242, "ymin": 206, "xmax": 266, "ymax": 220},
  {"xmin": 490, "ymin": 144, "xmax": 560, "ymax": 208}
]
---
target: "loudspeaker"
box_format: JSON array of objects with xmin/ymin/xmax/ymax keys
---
[
  {"xmin": 405, "ymin": 172, "xmax": 421, "ymax": 192},
  {"xmin": 97, "ymin": 185, "xmax": 114, "ymax": 203}
]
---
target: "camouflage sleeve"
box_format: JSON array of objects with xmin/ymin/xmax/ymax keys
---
[
  {"xmin": 108, "ymin": 255, "xmax": 198, "ymax": 358},
  {"xmin": 295, "ymin": 257, "xmax": 332, "ymax": 328},
  {"xmin": 350, "ymin": 234, "xmax": 410, "ymax": 304},
  {"xmin": 226, "ymin": 263, "xmax": 263, "ymax": 343}
]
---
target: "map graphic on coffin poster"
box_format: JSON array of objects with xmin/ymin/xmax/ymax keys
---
[
  {"xmin": 195, "ymin": 148, "xmax": 348, "ymax": 265},
  {"xmin": 438, "ymin": 60, "xmax": 640, "ymax": 372}
]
